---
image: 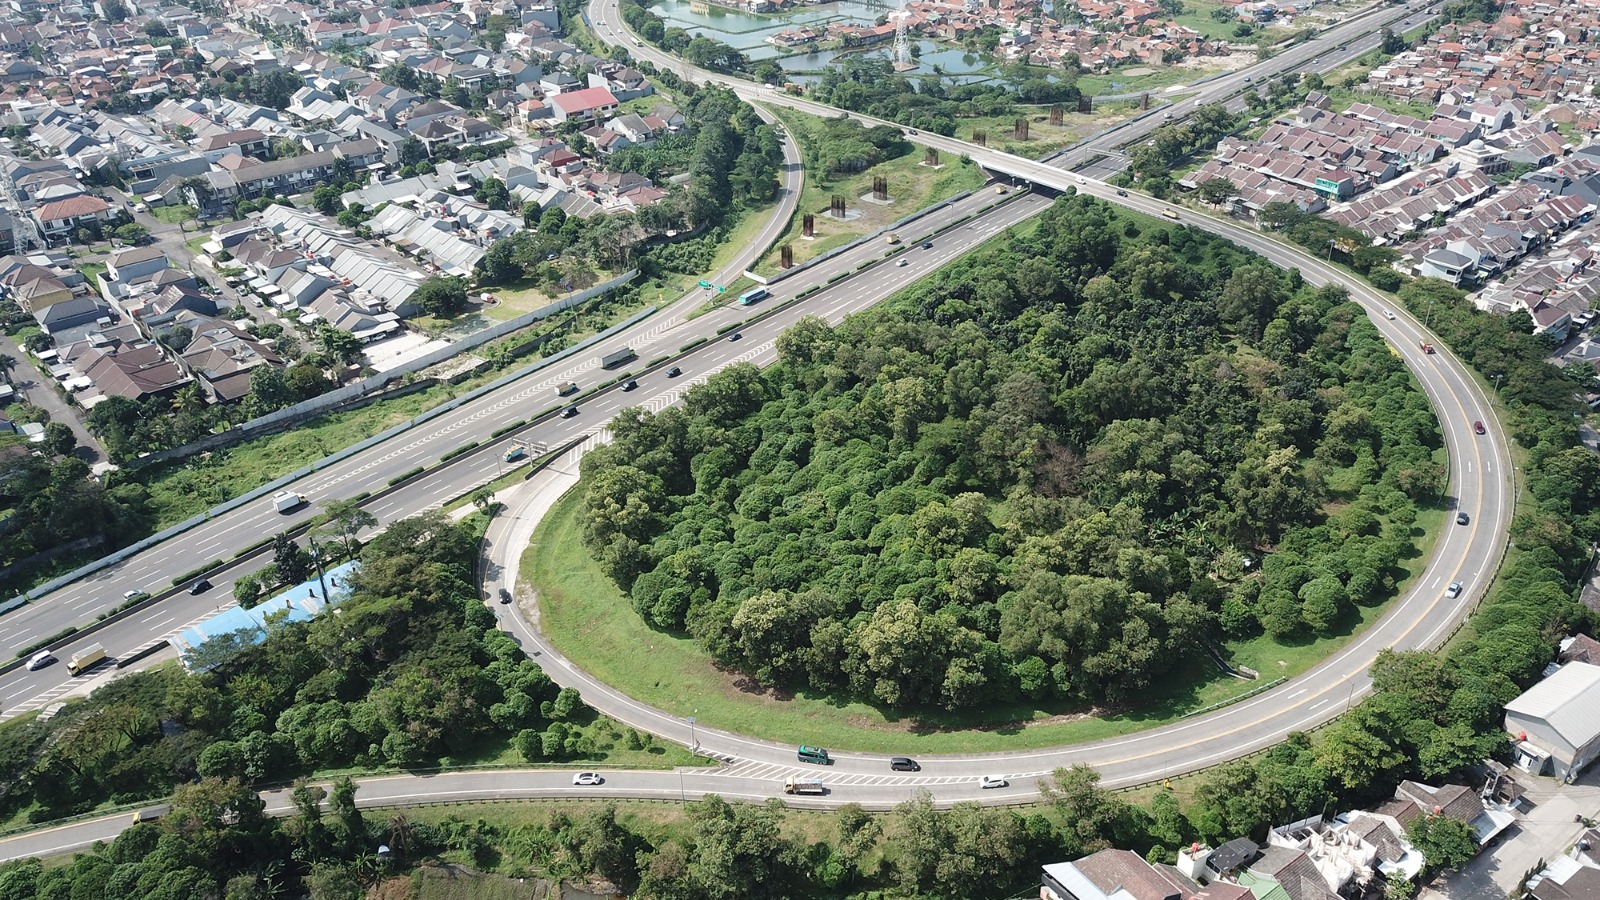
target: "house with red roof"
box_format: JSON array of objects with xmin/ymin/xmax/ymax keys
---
[
  {"xmin": 549, "ymin": 86, "xmax": 619, "ymax": 124},
  {"xmin": 33, "ymin": 194, "xmax": 114, "ymax": 241}
]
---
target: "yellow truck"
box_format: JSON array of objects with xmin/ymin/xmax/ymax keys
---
[
  {"xmin": 67, "ymin": 642, "xmax": 107, "ymax": 676},
  {"xmin": 885, "ymin": 233, "xmax": 900, "ymax": 245}
]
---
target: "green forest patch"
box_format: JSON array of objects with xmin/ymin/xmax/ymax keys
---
[{"xmin": 531, "ymin": 194, "xmax": 1447, "ymax": 752}]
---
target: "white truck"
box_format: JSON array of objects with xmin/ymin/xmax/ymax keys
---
[
  {"xmin": 273, "ymin": 491, "xmax": 307, "ymax": 513},
  {"xmin": 783, "ymin": 777, "xmax": 826, "ymax": 796}
]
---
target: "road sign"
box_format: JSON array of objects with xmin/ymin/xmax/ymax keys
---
[{"xmin": 715, "ymin": 284, "xmax": 725, "ymax": 293}]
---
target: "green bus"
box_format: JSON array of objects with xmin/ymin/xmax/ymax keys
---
[
  {"xmin": 797, "ymin": 745, "xmax": 831, "ymax": 765},
  {"xmin": 738, "ymin": 287, "xmax": 769, "ymax": 306}
]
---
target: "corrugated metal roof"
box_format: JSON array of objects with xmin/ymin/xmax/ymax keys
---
[{"xmin": 1506, "ymin": 662, "xmax": 1600, "ymax": 745}]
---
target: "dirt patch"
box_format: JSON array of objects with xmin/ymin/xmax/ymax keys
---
[
  {"xmin": 367, "ymin": 875, "xmax": 413, "ymax": 900},
  {"xmin": 846, "ymin": 706, "xmax": 1110, "ymax": 736},
  {"xmin": 1173, "ymin": 50, "xmax": 1257, "ymax": 71},
  {"xmin": 407, "ymin": 863, "xmax": 557, "ymax": 900}
]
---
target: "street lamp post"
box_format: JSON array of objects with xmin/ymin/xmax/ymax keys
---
[
  {"xmin": 687, "ymin": 713, "xmax": 697, "ymax": 755},
  {"xmin": 1494, "ymin": 372, "xmax": 1504, "ymax": 398}
]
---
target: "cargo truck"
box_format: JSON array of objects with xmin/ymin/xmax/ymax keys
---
[
  {"xmin": 557, "ymin": 381, "xmax": 580, "ymax": 396},
  {"xmin": 1420, "ymin": 341, "xmax": 1436, "ymax": 355},
  {"xmin": 273, "ymin": 491, "xmax": 306, "ymax": 513},
  {"xmin": 67, "ymin": 643, "xmax": 106, "ymax": 675},
  {"xmin": 783, "ymin": 777, "xmax": 826, "ymax": 796},
  {"xmin": 600, "ymin": 348, "xmax": 637, "ymax": 369}
]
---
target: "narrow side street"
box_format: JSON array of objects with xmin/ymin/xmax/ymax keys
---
[
  {"xmin": 1434, "ymin": 768, "xmax": 1600, "ymax": 900},
  {"xmin": 0, "ymin": 333, "xmax": 103, "ymax": 466}
]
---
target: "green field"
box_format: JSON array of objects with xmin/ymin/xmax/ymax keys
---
[
  {"xmin": 526, "ymin": 475, "xmax": 1434, "ymax": 754},
  {"xmin": 753, "ymin": 106, "xmax": 986, "ymax": 277},
  {"xmin": 1078, "ymin": 64, "xmax": 1220, "ymax": 99},
  {"xmin": 952, "ymin": 105, "xmax": 1140, "ymax": 158}
]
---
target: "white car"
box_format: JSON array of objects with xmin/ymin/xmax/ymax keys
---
[
  {"xmin": 572, "ymin": 772, "xmax": 604, "ymax": 786},
  {"xmin": 1383, "ymin": 309, "xmax": 1396, "ymax": 320},
  {"xmin": 979, "ymin": 775, "xmax": 1008, "ymax": 789},
  {"xmin": 1445, "ymin": 582, "xmax": 1464, "ymax": 599},
  {"xmin": 25, "ymin": 651, "xmax": 54, "ymax": 671}
]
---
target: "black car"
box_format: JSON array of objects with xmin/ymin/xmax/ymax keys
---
[
  {"xmin": 919, "ymin": 241, "xmax": 933, "ymax": 250},
  {"xmin": 728, "ymin": 332, "xmax": 742, "ymax": 341},
  {"xmin": 189, "ymin": 579, "xmax": 212, "ymax": 595},
  {"xmin": 498, "ymin": 588, "xmax": 512, "ymax": 604},
  {"xmin": 622, "ymin": 379, "xmax": 638, "ymax": 391},
  {"xmin": 1456, "ymin": 512, "xmax": 1470, "ymax": 526},
  {"xmin": 1115, "ymin": 189, "xmax": 1128, "ymax": 196},
  {"xmin": 890, "ymin": 757, "xmax": 921, "ymax": 772},
  {"xmin": 561, "ymin": 406, "xmax": 579, "ymax": 418},
  {"xmin": 667, "ymin": 366, "xmax": 683, "ymax": 378}
]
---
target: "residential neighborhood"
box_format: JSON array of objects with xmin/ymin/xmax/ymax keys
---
[
  {"xmin": 0, "ymin": 0, "xmax": 682, "ymax": 430},
  {"xmin": 1181, "ymin": 0, "xmax": 1600, "ymax": 349}
]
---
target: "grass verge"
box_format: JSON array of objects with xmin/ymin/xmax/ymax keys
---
[{"xmin": 754, "ymin": 106, "xmax": 986, "ymax": 277}]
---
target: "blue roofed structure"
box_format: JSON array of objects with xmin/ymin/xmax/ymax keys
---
[{"xmin": 175, "ymin": 560, "xmax": 359, "ymax": 669}]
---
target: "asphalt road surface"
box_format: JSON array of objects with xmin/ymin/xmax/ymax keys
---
[
  {"xmin": 0, "ymin": 187, "xmax": 1028, "ymax": 721},
  {"xmin": 0, "ymin": 2, "xmax": 1509, "ymax": 855},
  {"xmin": 521, "ymin": 0, "xmax": 1513, "ymax": 796}
]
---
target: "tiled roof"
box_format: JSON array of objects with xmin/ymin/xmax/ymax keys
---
[
  {"xmin": 34, "ymin": 194, "xmax": 111, "ymax": 222},
  {"xmin": 1068, "ymin": 850, "xmax": 1194, "ymax": 900}
]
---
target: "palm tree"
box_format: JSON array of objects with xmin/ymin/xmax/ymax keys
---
[{"xmin": 170, "ymin": 384, "xmax": 207, "ymax": 415}]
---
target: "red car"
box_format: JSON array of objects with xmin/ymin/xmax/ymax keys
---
[{"xmin": 1473, "ymin": 420, "xmax": 1486, "ymax": 435}]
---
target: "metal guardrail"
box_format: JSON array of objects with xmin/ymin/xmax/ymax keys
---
[{"xmin": 1180, "ymin": 676, "xmax": 1289, "ymax": 719}]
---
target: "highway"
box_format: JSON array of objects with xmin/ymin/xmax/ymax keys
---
[
  {"xmin": 0, "ymin": 0, "xmax": 1514, "ymax": 859},
  {"xmin": 0, "ymin": 185, "xmax": 1027, "ymax": 722},
  {"xmin": 539, "ymin": 0, "xmax": 1513, "ymax": 795},
  {"xmin": 465, "ymin": 183, "xmax": 1512, "ymax": 799}
]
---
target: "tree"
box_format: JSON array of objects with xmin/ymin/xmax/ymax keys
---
[
  {"xmin": 1040, "ymin": 765, "xmax": 1125, "ymax": 857},
  {"xmin": 315, "ymin": 325, "xmax": 364, "ymax": 367},
  {"xmin": 1407, "ymin": 814, "xmax": 1479, "ymax": 871},
  {"xmin": 246, "ymin": 365, "xmax": 297, "ymax": 416},
  {"xmin": 410, "ymin": 277, "xmax": 469, "ymax": 317},
  {"xmin": 398, "ymin": 137, "xmax": 429, "ymax": 167},
  {"xmin": 114, "ymin": 223, "xmax": 150, "ymax": 244},
  {"xmin": 311, "ymin": 185, "xmax": 343, "ymax": 216},
  {"xmin": 43, "ymin": 422, "xmax": 76, "ymax": 457},
  {"xmin": 318, "ymin": 498, "xmax": 377, "ymax": 558},
  {"xmin": 474, "ymin": 177, "xmax": 510, "ymax": 211},
  {"xmin": 272, "ymin": 533, "xmax": 311, "ymax": 586},
  {"xmin": 1197, "ymin": 177, "xmax": 1237, "ymax": 206}
]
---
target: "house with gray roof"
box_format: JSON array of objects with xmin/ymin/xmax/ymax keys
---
[{"xmin": 1506, "ymin": 661, "xmax": 1600, "ymax": 780}]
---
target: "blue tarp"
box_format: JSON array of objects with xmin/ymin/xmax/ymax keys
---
[{"xmin": 177, "ymin": 560, "xmax": 360, "ymax": 666}]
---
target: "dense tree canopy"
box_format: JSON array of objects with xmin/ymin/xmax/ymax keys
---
[
  {"xmin": 580, "ymin": 194, "xmax": 1438, "ymax": 712},
  {"xmin": 0, "ymin": 512, "xmax": 579, "ymax": 826}
]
